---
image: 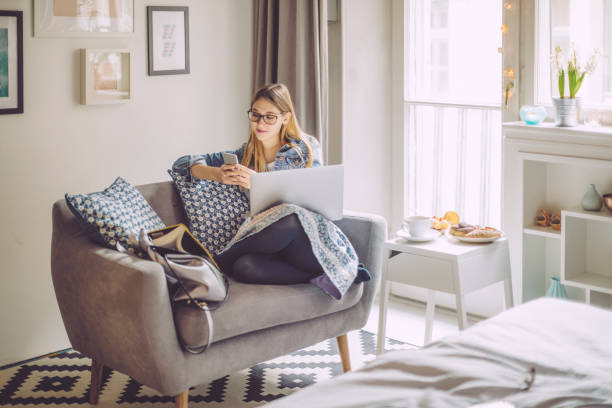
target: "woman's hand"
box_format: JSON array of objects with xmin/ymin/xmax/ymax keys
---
[{"xmin": 220, "ymin": 164, "xmax": 256, "ymax": 189}]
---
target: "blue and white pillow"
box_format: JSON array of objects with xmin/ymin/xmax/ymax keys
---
[
  {"xmin": 168, "ymin": 170, "xmax": 250, "ymax": 255},
  {"xmin": 65, "ymin": 177, "xmax": 165, "ymax": 253}
]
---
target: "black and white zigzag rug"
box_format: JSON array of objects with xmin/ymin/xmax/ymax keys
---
[{"xmin": 0, "ymin": 330, "xmax": 414, "ymax": 407}]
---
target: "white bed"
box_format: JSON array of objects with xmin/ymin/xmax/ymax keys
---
[{"xmin": 266, "ymin": 298, "xmax": 612, "ymax": 408}]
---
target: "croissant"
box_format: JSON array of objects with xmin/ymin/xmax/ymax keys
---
[{"xmin": 535, "ymin": 209, "xmax": 550, "ymax": 227}]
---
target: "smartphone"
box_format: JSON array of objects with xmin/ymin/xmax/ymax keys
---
[
  {"xmin": 221, "ymin": 152, "xmax": 246, "ymax": 192},
  {"xmin": 222, "ymin": 152, "xmax": 239, "ymax": 165}
]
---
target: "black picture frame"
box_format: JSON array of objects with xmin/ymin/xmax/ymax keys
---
[
  {"xmin": 147, "ymin": 6, "xmax": 190, "ymax": 76},
  {"xmin": 0, "ymin": 10, "xmax": 23, "ymax": 115}
]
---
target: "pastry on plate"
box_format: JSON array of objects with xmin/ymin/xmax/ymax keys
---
[
  {"xmin": 466, "ymin": 227, "xmax": 502, "ymax": 239},
  {"xmin": 431, "ymin": 216, "xmax": 449, "ymax": 231},
  {"xmin": 432, "ymin": 211, "xmax": 460, "ymax": 231},
  {"xmin": 450, "ymin": 223, "xmax": 475, "ymax": 237}
]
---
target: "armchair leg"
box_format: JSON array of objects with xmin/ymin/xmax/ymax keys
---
[
  {"xmin": 175, "ymin": 390, "xmax": 189, "ymax": 408},
  {"xmin": 336, "ymin": 333, "xmax": 351, "ymax": 372},
  {"xmin": 89, "ymin": 358, "xmax": 104, "ymax": 405}
]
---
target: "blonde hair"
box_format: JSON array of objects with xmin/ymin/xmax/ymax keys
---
[{"xmin": 242, "ymin": 83, "xmax": 313, "ymax": 172}]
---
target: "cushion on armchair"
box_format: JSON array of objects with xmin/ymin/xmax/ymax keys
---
[
  {"xmin": 168, "ymin": 170, "xmax": 249, "ymax": 255},
  {"xmin": 65, "ymin": 177, "xmax": 165, "ymax": 254}
]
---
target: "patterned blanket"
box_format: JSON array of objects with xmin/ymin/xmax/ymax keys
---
[{"xmin": 218, "ymin": 203, "xmax": 360, "ymax": 300}]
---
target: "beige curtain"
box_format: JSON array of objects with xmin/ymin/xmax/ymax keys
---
[{"xmin": 253, "ymin": 0, "xmax": 328, "ymax": 163}]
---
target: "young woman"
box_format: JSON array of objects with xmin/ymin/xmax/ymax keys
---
[{"xmin": 172, "ymin": 83, "xmax": 325, "ymax": 285}]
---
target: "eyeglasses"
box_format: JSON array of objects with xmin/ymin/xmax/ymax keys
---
[{"xmin": 247, "ymin": 109, "xmax": 284, "ymax": 125}]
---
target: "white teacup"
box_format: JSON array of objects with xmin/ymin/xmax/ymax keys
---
[{"xmin": 402, "ymin": 216, "xmax": 430, "ymax": 237}]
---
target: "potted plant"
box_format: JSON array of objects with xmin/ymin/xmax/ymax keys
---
[{"xmin": 551, "ymin": 44, "xmax": 599, "ymax": 127}]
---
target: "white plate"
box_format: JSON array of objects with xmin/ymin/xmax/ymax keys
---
[
  {"xmin": 396, "ymin": 229, "xmax": 440, "ymax": 242},
  {"xmin": 446, "ymin": 230, "xmax": 503, "ymax": 243}
]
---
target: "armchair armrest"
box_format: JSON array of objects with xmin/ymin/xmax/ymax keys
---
[
  {"xmin": 51, "ymin": 202, "xmax": 188, "ymax": 393},
  {"xmin": 334, "ymin": 211, "xmax": 388, "ymax": 327}
]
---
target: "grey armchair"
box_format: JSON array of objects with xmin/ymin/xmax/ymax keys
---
[{"xmin": 51, "ymin": 181, "xmax": 386, "ymax": 408}]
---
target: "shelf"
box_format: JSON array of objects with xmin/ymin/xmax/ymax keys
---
[
  {"xmin": 505, "ymin": 122, "xmax": 612, "ymax": 308},
  {"xmin": 563, "ymin": 208, "xmax": 612, "ymax": 223},
  {"xmin": 562, "ymin": 273, "xmax": 612, "ymax": 295},
  {"xmin": 523, "ymin": 225, "xmax": 561, "ymax": 239}
]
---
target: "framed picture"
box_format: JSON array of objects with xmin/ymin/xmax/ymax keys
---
[
  {"xmin": 34, "ymin": 0, "xmax": 133, "ymax": 37},
  {"xmin": 0, "ymin": 10, "xmax": 23, "ymax": 115},
  {"xmin": 80, "ymin": 49, "xmax": 132, "ymax": 105},
  {"xmin": 147, "ymin": 6, "xmax": 190, "ymax": 76}
]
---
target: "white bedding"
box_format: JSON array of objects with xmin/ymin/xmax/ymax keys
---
[{"xmin": 266, "ymin": 298, "xmax": 612, "ymax": 407}]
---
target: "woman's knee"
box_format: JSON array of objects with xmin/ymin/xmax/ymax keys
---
[
  {"xmin": 274, "ymin": 213, "xmax": 301, "ymax": 231},
  {"xmin": 231, "ymin": 254, "xmax": 263, "ymax": 283}
]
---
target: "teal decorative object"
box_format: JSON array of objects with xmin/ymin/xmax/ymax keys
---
[
  {"xmin": 581, "ymin": 184, "xmax": 603, "ymax": 211},
  {"xmin": 520, "ymin": 105, "xmax": 547, "ymax": 125},
  {"xmin": 545, "ymin": 277, "xmax": 568, "ymax": 298}
]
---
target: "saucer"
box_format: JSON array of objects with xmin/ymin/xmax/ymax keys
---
[{"xmin": 396, "ymin": 229, "xmax": 440, "ymax": 242}]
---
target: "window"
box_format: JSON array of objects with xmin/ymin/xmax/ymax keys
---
[
  {"xmin": 535, "ymin": 0, "xmax": 612, "ymax": 108},
  {"xmin": 405, "ymin": 0, "xmax": 502, "ymax": 227}
]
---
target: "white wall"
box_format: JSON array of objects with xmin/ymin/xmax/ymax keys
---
[
  {"xmin": 341, "ymin": 0, "xmax": 392, "ymax": 222},
  {"xmin": 327, "ymin": 10, "xmax": 343, "ymax": 166},
  {"xmin": 0, "ymin": 0, "xmax": 253, "ymax": 366}
]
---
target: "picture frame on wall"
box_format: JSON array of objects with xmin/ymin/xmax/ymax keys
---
[
  {"xmin": 80, "ymin": 48, "xmax": 132, "ymax": 105},
  {"xmin": 34, "ymin": 0, "xmax": 134, "ymax": 37},
  {"xmin": 147, "ymin": 6, "xmax": 190, "ymax": 76},
  {"xmin": 0, "ymin": 10, "xmax": 23, "ymax": 115}
]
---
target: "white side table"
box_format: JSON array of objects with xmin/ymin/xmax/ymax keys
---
[{"xmin": 376, "ymin": 235, "xmax": 514, "ymax": 355}]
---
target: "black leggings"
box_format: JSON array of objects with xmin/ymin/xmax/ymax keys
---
[{"xmin": 214, "ymin": 214, "xmax": 323, "ymax": 284}]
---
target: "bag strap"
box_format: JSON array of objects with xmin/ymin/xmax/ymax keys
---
[
  {"xmin": 131, "ymin": 231, "xmax": 228, "ymax": 355},
  {"xmin": 159, "ymin": 252, "xmax": 214, "ymax": 354},
  {"xmin": 159, "ymin": 247, "xmax": 234, "ymax": 354}
]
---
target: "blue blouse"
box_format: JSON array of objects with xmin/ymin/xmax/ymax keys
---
[{"xmin": 172, "ymin": 135, "xmax": 322, "ymax": 181}]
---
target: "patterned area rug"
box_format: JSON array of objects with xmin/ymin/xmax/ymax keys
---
[{"xmin": 0, "ymin": 330, "xmax": 414, "ymax": 407}]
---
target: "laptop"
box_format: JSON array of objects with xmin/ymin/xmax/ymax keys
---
[{"xmin": 249, "ymin": 165, "xmax": 344, "ymax": 220}]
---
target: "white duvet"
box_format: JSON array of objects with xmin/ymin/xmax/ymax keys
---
[{"xmin": 266, "ymin": 298, "xmax": 612, "ymax": 408}]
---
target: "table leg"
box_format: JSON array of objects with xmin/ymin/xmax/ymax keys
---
[
  {"xmin": 424, "ymin": 290, "xmax": 435, "ymax": 345},
  {"xmin": 376, "ymin": 256, "xmax": 391, "ymax": 355},
  {"xmin": 503, "ymin": 244, "xmax": 514, "ymax": 309},
  {"xmin": 504, "ymin": 279, "xmax": 514, "ymax": 309},
  {"xmin": 586, "ymin": 288, "xmax": 591, "ymax": 305},
  {"xmin": 456, "ymin": 294, "xmax": 467, "ymax": 330}
]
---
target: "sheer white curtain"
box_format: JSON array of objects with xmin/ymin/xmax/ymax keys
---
[
  {"xmin": 405, "ymin": 0, "xmax": 502, "ymax": 227},
  {"xmin": 253, "ymin": 0, "xmax": 329, "ymax": 161}
]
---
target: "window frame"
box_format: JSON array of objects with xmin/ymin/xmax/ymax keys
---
[
  {"xmin": 395, "ymin": 0, "xmax": 506, "ymax": 230},
  {"xmin": 521, "ymin": 0, "xmax": 612, "ymax": 125}
]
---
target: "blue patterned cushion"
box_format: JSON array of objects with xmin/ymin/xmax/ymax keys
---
[
  {"xmin": 65, "ymin": 177, "xmax": 165, "ymax": 253},
  {"xmin": 168, "ymin": 170, "xmax": 249, "ymax": 255}
]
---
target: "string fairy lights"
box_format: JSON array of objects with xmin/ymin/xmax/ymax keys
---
[{"xmin": 502, "ymin": 1, "xmax": 515, "ymax": 110}]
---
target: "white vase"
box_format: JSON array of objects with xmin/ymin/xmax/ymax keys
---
[{"xmin": 553, "ymin": 97, "xmax": 581, "ymax": 127}]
